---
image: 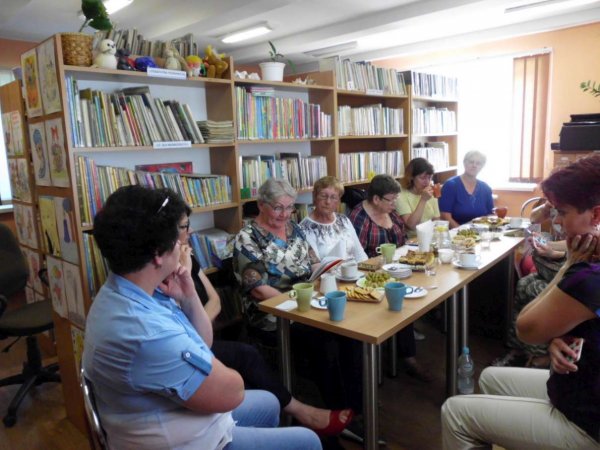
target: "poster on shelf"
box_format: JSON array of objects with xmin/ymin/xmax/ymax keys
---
[
  {"xmin": 54, "ymin": 197, "xmax": 78, "ymax": 264},
  {"xmin": 29, "ymin": 121, "xmax": 52, "ymax": 186},
  {"xmin": 47, "ymin": 256, "xmax": 67, "ymax": 318},
  {"xmin": 63, "ymin": 261, "xmax": 85, "ymax": 329},
  {"xmin": 8, "ymin": 158, "xmax": 32, "ymax": 202},
  {"xmin": 21, "ymin": 247, "xmax": 44, "ymax": 293},
  {"xmin": 39, "ymin": 195, "xmax": 61, "ymax": 257},
  {"xmin": 13, "ymin": 203, "xmax": 38, "ymax": 249},
  {"xmin": 45, "ymin": 118, "xmax": 70, "ymax": 187},
  {"xmin": 21, "ymin": 48, "xmax": 43, "ymax": 118},
  {"xmin": 71, "ymin": 325, "xmax": 85, "ymax": 380},
  {"xmin": 2, "ymin": 111, "xmax": 25, "ymax": 156},
  {"xmin": 37, "ymin": 38, "xmax": 62, "ymax": 115}
]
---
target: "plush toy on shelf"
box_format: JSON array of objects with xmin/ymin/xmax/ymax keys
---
[
  {"xmin": 134, "ymin": 56, "xmax": 157, "ymax": 72},
  {"xmin": 185, "ymin": 55, "xmax": 205, "ymax": 77},
  {"xmin": 115, "ymin": 48, "xmax": 135, "ymax": 71},
  {"xmin": 203, "ymin": 45, "xmax": 228, "ymax": 78},
  {"xmin": 163, "ymin": 47, "xmax": 189, "ymax": 73},
  {"xmin": 92, "ymin": 39, "xmax": 117, "ymax": 69}
]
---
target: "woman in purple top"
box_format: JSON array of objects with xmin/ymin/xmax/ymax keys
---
[
  {"xmin": 442, "ymin": 154, "xmax": 600, "ymax": 449},
  {"xmin": 439, "ymin": 150, "xmax": 494, "ymax": 228}
]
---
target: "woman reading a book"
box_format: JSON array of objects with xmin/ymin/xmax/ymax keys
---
[{"xmin": 233, "ymin": 178, "xmax": 356, "ymax": 438}]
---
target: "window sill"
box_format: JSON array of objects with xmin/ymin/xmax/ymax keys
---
[{"xmin": 491, "ymin": 182, "xmax": 537, "ymax": 192}]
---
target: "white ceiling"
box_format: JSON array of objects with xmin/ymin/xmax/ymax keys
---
[{"xmin": 1, "ymin": 0, "xmax": 600, "ymax": 69}]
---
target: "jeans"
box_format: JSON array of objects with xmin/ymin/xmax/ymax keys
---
[{"xmin": 224, "ymin": 390, "xmax": 322, "ymax": 450}]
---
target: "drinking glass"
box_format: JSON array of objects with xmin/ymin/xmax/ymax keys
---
[{"xmin": 425, "ymin": 258, "xmax": 437, "ymax": 276}]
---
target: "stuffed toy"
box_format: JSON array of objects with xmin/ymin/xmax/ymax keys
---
[
  {"xmin": 163, "ymin": 47, "xmax": 189, "ymax": 72},
  {"xmin": 134, "ymin": 56, "xmax": 157, "ymax": 72},
  {"xmin": 116, "ymin": 48, "xmax": 135, "ymax": 71},
  {"xmin": 93, "ymin": 39, "xmax": 117, "ymax": 69},
  {"xmin": 185, "ymin": 55, "xmax": 205, "ymax": 77},
  {"xmin": 204, "ymin": 45, "xmax": 228, "ymax": 78}
]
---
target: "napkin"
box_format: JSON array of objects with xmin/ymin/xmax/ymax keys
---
[{"xmin": 416, "ymin": 220, "xmax": 434, "ymax": 252}]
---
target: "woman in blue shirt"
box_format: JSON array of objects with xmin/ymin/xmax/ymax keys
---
[{"xmin": 439, "ymin": 150, "xmax": 494, "ymax": 228}]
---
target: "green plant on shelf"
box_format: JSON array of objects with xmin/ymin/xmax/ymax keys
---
[
  {"xmin": 79, "ymin": 0, "xmax": 113, "ymax": 32},
  {"xmin": 268, "ymin": 41, "xmax": 296, "ymax": 73}
]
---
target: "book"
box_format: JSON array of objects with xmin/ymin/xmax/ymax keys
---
[{"xmin": 308, "ymin": 256, "xmax": 344, "ymax": 282}]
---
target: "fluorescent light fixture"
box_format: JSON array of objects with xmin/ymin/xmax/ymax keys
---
[
  {"xmin": 304, "ymin": 41, "xmax": 358, "ymax": 58},
  {"xmin": 221, "ymin": 23, "xmax": 272, "ymax": 44},
  {"xmin": 505, "ymin": 0, "xmax": 598, "ymax": 14},
  {"xmin": 103, "ymin": 0, "xmax": 134, "ymax": 14}
]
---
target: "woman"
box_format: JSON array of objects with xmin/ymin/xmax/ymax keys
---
[
  {"xmin": 439, "ymin": 150, "xmax": 494, "ymax": 228},
  {"xmin": 178, "ymin": 207, "xmax": 343, "ymax": 435},
  {"xmin": 299, "ymin": 176, "xmax": 368, "ymax": 262},
  {"xmin": 442, "ymin": 154, "xmax": 600, "ymax": 449},
  {"xmin": 233, "ymin": 178, "xmax": 356, "ymax": 434},
  {"xmin": 396, "ymin": 157, "xmax": 441, "ymax": 237},
  {"xmin": 348, "ymin": 174, "xmax": 431, "ymax": 381}
]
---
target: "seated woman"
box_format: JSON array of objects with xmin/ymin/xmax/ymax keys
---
[
  {"xmin": 83, "ymin": 185, "xmax": 321, "ymax": 450},
  {"xmin": 396, "ymin": 157, "xmax": 441, "ymax": 238},
  {"xmin": 233, "ymin": 178, "xmax": 355, "ymax": 433},
  {"xmin": 178, "ymin": 207, "xmax": 344, "ymax": 435},
  {"xmin": 299, "ymin": 176, "xmax": 368, "ymax": 262},
  {"xmin": 442, "ymin": 154, "xmax": 600, "ymax": 450},
  {"xmin": 348, "ymin": 174, "xmax": 431, "ymax": 381},
  {"xmin": 439, "ymin": 150, "xmax": 494, "ymax": 228}
]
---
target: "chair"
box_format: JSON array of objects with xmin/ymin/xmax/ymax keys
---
[
  {"xmin": 80, "ymin": 368, "xmax": 108, "ymax": 450},
  {"xmin": 0, "ymin": 223, "xmax": 60, "ymax": 427}
]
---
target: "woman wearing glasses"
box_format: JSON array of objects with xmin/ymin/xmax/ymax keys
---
[{"xmin": 299, "ymin": 176, "xmax": 368, "ymax": 262}]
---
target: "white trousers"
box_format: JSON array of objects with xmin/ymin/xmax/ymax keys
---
[{"xmin": 441, "ymin": 366, "xmax": 599, "ymax": 450}]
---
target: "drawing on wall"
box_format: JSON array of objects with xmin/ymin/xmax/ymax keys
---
[
  {"xmin": 39, "ymin": 195, "xmax": 61, "ymax": 257},
  {"xmin": 21, "ymin": 247, "xmax": 44, "ymax": 294},
  {"xmin": 8, "ymin": 158, "xmax": 32, "ymax": 202},
  {"xmin": 2, "ymin": 111, "xmax": 25, "ymax": 156},
  {"xmin": 21, "ymin": 48, "xmax": 43, "ymax": 118},
  {"xmin": 63, "ymin": 262, "xmax": 85, "ymax": 328},
  {"xmin": 47, "ymin": 256, "xmax": 67, "ymax": 318},
  {"xmin": 45, "ymin": 118, "xmax": 70, "ymax": 187},
  {"xmin": 54, "ymin": 197, "xmax": 78, "ymax": 264},
  {"xmin": 13, "ymin": 203, "xmax": 38, "ymax": 249},
  {"xmin": 29, "ymin": 122, "xmax": 52, "ymax": 186},
  {"xmin": 71, "ymin": 325, "xmax": 85, "ymax": 379},
  {"xmin": 37, "ymin": 38, "xmax": 62, "ymax": 115}
]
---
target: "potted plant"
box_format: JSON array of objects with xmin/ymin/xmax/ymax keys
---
[
  {"xmin": 61, "ymin": 0, "xmax": 113, "ymax": 67},
  {"xmin": 259, "ymin": 41, "xmax": 296, "ymax": 82}
]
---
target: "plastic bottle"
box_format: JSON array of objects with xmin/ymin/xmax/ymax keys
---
[{"xmin": 457, "ymin": 346, "xmax": 475, "ymax": 394}]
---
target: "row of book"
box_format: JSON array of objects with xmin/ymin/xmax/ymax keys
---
[
  {"xmin": 411, "ymin": 143, "xmax": 451, "ymax": 171},
  {"xmin": 66, "ymin": 78, "xmax": 205, "ymax": 148},
  {"xmin": 409, "ymin": 71, "xmax": 459, "ymax": 99},
  {"xmin": 81, "ymin": 232, "xmax": 108, "ymax": 299},
  {"xmin": 75, "ymin": 156, "xmax": 232, "ymax": 225},
  {"xmin": 412, "ymin": 107, "xmax": 457, "ymax": 135},
  {"xmin": 338, "ymin": 150, "xmax": 405, "ymax": 183},
  {"xmin": 198, "ymin": 120, "xmax": 234, "ymax": 144},
  {"xmin": 235, "ymin": 87, "xmax": 332, "ymax": 140},
  {"xmin": 93, "ymin": 29, "xmax": 200, "ymax": 59},
  {"xmin": 240, "ymin": 153, "xmax": 328, "ymax": 196},
  {"xmin": 337, "ymin": 105, "xmax": 404, "ymax": 136},
  {"xmin": 325, "ymin": 58, "xmax": 408, "ymax": 95},
  {"xmin": 188, "ymin": 228, "xmax": 234, "ymax": 270}
]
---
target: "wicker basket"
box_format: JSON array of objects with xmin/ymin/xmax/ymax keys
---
[{"xmin": 61, "ymin": 33, "xmax": 93, "ymax": 67}]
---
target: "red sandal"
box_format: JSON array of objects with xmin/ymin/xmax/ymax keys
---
[{"xmin": 312, "ymin": 409, "xmax": 354, "ymax": 437}]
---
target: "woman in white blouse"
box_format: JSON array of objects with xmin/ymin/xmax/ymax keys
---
[{"xmin": 300, "ymin": 176, "xmax": 368, "ymax": 262}]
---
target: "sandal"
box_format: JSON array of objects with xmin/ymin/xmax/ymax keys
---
[{"xmin": 311, "ymin": 409, "xmax": 354, "ymax": 437}]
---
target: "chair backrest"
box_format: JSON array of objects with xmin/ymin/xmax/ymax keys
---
[
  {"xmin": 0, "ymin": 223, "xmax": 29, "ymax": 298},
  {"xmin": 520, "ymin": 196, "xmax": 544, "ymax": 218},
  {"xmin": 80, "ymin": 368, "xmax": 108, "ymax": 450}
]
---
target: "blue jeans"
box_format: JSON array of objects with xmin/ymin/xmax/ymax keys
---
[{"xmin": 224, "ymin": 390, "xmax": 322, "ymax": 450}]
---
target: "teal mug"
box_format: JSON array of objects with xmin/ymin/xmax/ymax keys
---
[
  {"xmin": 384, "ymin": 282, "xmax": 414, "ymax": 312},
  {"xmin": 324, "ymin": 290, "xmax": 347, "ymax": 321}
]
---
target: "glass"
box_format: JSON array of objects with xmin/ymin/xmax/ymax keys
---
[
  {"xmin": 179, "ymin": 222, "xmax": 190, "ymax": 232},
  {"xmin": 270, "ymin": 203, "xmax": 296, "ymax": 214},
  {"xmin": 317, "ymin": 193, "xmax": 340, "ymax": 202},
  {"xmin": 380, "ymin": 195, "xmax": 398, "ymax": 204},
  {"xmin": 425, "ymin": 258, "xmax": 437, "ymax": 277},
  {"xmin": 480, "ymin": 231, "xmax": 492, "ymax": 250}
]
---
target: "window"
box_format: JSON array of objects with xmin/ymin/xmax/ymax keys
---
[{"xmin": 0, "ymin": 70, "xmax": 16, "ymax": 204}]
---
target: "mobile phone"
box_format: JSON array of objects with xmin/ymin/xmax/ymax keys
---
[
  {"xmin": 534, "ymin": 235, "xmax": 547, "ymax": 246},
  {"xmin": 566, "ymin": 338, "xmax": 584, "ymax": 363}
]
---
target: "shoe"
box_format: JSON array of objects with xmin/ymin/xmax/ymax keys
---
[
  {"xmin": 312, "ymin": 409, "xmax": 354, "ymax": 437},
  {"xmin": 340, "ymin": 419, "xmax": 387, "ymax": 446},
  {"xmin": 404, "ymin": 358, "xmax": 433, "ymax": 383},
  {"xmin": 491, "ymin": 351, "xmax": 528, "ymax": 367},
  {"xmin": 414, "ymin": 329, "xmax": 426, "ymax": 341}
]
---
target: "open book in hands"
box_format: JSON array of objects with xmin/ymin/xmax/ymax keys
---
[{"xmin": 308, "ymin": 256, "xmax": 344, "ymax": 282}]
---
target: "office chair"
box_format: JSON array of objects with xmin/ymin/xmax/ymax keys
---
[
  {"xmin": 80, "ymin": 368, "xmax": 108, "ymax": 450},
  {"xmin": 0, "ymin": 223, "xmax": 60, "ymax": 427}
]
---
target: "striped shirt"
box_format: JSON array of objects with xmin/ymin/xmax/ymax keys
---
[{"xmin": 348, "ymin": 202, "xmax": 406, "ymax": 258}]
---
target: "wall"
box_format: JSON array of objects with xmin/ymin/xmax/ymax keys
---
[
  {"xmin": 375, "ymin": 22, "xmax": 600, "ymax": 177},
  {"xmin": 0, "ymin": 38, "xmax": 37, "ymax": 69}
]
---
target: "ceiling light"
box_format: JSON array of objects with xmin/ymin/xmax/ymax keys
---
[
  {"xmin": 304, "ymin": 41, "xmax": 358, "ymax": 58},
  {"xmin": 505, "ymin": 0, "xmax": 598, "ymax": 14},
  {"xmin": 103, "ymin": 0, "xmax": 134, "ymax": 14},
  {"xmin": 221, "ymin": 23, "xmax": 272, "ymax": 44}
]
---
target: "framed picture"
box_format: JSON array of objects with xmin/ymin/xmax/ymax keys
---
[
  {"xmin": 21, "ymin": 48, "xmax": 43, "ymax": 118},
  {"xmin": 29, "ymin": 122, "xmax": 52, "ymax": 186},
  {"xmin": 37, "ymin": 38, "xmax": 62, "ymax": 115},
  {"xmin": 8, "ymin": 158, "xmax": 32, "ymax": 202}
]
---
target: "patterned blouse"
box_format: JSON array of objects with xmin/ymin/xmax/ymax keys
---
[
  {"xmin": 348, "ymin": 201, "xmax": 406, "ymax": 258},
  {"xmin": 233, "ymin": 219, "xmax": 319, "ymax": 331}
]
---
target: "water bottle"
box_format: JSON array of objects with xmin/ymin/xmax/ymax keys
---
[{"xmin": 457, "ymin": 346, "xmax": 475, "ymax": 394}]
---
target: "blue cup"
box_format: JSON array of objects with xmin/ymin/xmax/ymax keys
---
[
  {"xmin": 384, "ymin": 282, "xmax": 414, "ymax": 312},
  {"xmin": 324, "ymin": 290, "xmax": 347, "ymax": 321}
]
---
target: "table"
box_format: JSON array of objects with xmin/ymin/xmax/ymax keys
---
[{"xmin": 258, "ymin": 236, "xmax": 523, "ymax": 450}]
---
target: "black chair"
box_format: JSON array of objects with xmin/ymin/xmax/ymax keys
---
[{"xmin": 0, "ymin": 223, "xmax": 60, "ymax": 427}]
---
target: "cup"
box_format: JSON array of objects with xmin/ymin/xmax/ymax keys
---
[
  {"xmin": 493, "ymin": 206, "xmax": 508, "ymax": 219},
  {"xmin": 438, "ymin": 248, "xmax": 454, "ymax": 264},
  {"xmin": 509, "ymin": 217, "xmax": 523, "ymax": 228},
  {"xmin": 458, "ymin": 252, "xmax": 478, "ymax": 267},
  {"xmin": 432, "ymin": 183, "xmax": 442, "ymax": 198},
  {"xmin": 480, "ymin": 231, "xmax": 492, "ymax": 250},
  {"xmin": 425, "ymin": 258, "xmax": 437, "ymax": 276},
  {"xmin": 324, "ymin": 290, "xmax": 347, "ymax": 321},
  {"xmin": 384, "ymin": 282, "xmax": 414, "ymax": 312},
  {"xmin": 320, "ymin": 273, "xmax": 337, "ymax": 294},
  {"xmin": 289, "ymin": 282, "xmax": 314, "ymax": 312},
  {"xmin": 340, "ymin": 261, "xmax": 359, "ymax": 279},
  {"xmin": 375, "ymin": 243, "xmax": 397, "ymax": 264}
]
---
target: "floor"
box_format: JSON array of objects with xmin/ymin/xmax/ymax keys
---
[{"xmin": 0, "ymin": 311, "xmax": 505, "ymax": 450}]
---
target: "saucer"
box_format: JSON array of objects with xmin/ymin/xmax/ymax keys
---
[
  {"xmin": 452, "ymin": 260, "xmax": 481, "ymax": 270},
  {"xmin": 311, "ymin": 298, "xmax": 328, "ymax": 310},
  {"xmin": 335, "ymin": 270, "xmax": 365, "ymax": 282},
  {"xmin": 404, "ymin": 286, "xmax": 428, "ymax": 299}
]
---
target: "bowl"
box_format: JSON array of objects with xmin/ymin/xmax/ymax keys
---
[
  {"xmin": 438, "ymin": 249, "xmax": 454, "ymax": 264},
  {"xmin": 382, "ymin": 263, "xmax": 412, "ymax": 279}
]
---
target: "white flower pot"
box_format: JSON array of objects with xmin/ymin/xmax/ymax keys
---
[{"xmin": 259, "ymin": 61, "xmax": 286, "ymax": 81}]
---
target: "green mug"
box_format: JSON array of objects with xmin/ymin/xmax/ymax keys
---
[
  {"xmin": 376, "ymin": 243, "xmax": 397, "ymax": 264},
  {"xmin": 289, "ymin": 282, "xmax": 314, "ymax": 312}
]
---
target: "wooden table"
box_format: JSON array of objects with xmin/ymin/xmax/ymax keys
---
[{"xmin": 258, "ymin": 236, "xmax": 523, "ymax": 450}]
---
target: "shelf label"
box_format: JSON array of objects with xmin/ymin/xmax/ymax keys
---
[
  {"xmin": 147, "ymin": 67, "xmax": 187, "ymax": 80},
  {"xmin": 366, "ymin": 89, "xmax": 384, "ymax": 96},
  {"xmin": 153, "ymin": 141, "xmax": 192, "ymax": 149},
  {"xmin": 346, "ymin": 81, "xmax": 355, "ymax": 90}
]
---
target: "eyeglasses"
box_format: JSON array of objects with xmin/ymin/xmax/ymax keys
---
[
  {"xmin": 317, "ymin": 193, "xmax": 340, "ymax": 202},
  {"xmin": 156, "ymin": 196, "xmax": 169, "ymax": 214},
  {"xmin": 379, "ymin": 195, "xmax": 398, "ymax": 204},
  {"xmin": 178, "ymin": 222, "xmax": 190, "ymax": 232},
  {"xmin": 269, "ymin": 203, "xmax": 296, "ymax": 214}
]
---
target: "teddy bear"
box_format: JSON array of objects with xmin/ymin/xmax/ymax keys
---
[
  {"xmin": 93, "ymin": 39, "xmax": 117, "ymax": 69},
  {"xmin": 163, "ymin": 47, "xmax": 189, "ymax": 73},
  {"xmin": 204, "ymin": 45, "xmax": 228, "ymax": 78}
]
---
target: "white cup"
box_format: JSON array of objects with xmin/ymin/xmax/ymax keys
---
[
  {"xmin": 480, "ymin": 231, "xmax": 492, "ymax": 250},
  {"xmin": 459, "ymin": 252, "xmax": 478, "ymax": 267},
  {"xmin": 340, "ymin": 261, "xmax": 358, "ymax": 278},
  {"xmin": 509, "ymin": 217, "xmax": 523, "ymax": 228},
  {"xmin": 438, "ymin": 248, "xmax": 454, "ymax": 264},
  {"xmin": 320, "ymin": 273, "xmax": 338, "ymax": 294}
]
